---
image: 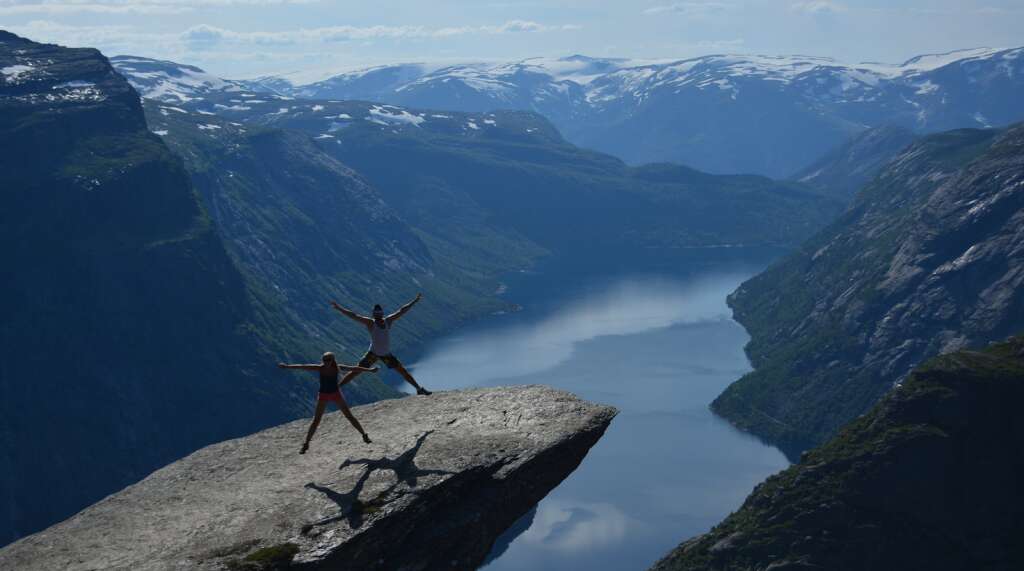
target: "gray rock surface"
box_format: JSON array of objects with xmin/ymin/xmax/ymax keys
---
[{"xmin": 0, "ymin": 386, "xmax": 616, "ymax": 570}]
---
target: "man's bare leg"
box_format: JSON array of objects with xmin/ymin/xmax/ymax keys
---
[
  {"xmin": 302, "ymin": 400, "xmax": 328, "ymax": 454},
  {"xmin": 393, "ymin": 362, "xmax": 431, "ymax": 395}
]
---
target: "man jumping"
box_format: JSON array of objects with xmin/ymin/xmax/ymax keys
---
[{"xmin": 330, "ymin": 294, "xmax": 433, "ymax": 396}]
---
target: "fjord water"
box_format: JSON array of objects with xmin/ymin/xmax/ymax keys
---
[{"xmin": 406, "ymin": 250, "xmax": 790, "ymax": 570}]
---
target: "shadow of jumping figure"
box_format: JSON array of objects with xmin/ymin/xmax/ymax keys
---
[{"xmin": 303, "ymin": 431, "xmax": 452, "ymax": 532}]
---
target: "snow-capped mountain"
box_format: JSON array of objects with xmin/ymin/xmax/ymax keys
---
[
  {"xmin": 112, "ymin": 48, "xmax": 1024, "ymax": 177},
  {"xmin": 107, "ymin": 56, "xmax": 254, "ymax": 102}
]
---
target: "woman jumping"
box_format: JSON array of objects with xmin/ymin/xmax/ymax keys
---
[{"xmin": 278, "ymin": 352, "xmax": 378, "ymax": 454}]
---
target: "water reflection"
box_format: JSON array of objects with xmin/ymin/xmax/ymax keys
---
[
  {"xmin": 414, "ymin": 272, "xmax": 750, "ymax": 391},
  {"xmin": 513, "ymin": 500, "xmax": 638, "ymax": 552}
]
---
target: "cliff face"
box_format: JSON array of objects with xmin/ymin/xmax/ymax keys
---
[
  {"xmin": 653, "ymin": 335, "xmax": 1024, "ymax": 571},
  {"xmin": 715, "ymin": 123, "xmax": 1024, "ymax": 456},
  {"xmin": 0, "ymin": 386, "xmax": 616, "ymax": 570},
  {"xmin": 0, "ymin": 31, "xmax": 312, "ymax": 544}
]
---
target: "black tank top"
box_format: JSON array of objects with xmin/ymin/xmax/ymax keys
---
[{"xmin": 319, "ymin": 365, "xmax": 339, "ymax": 393}]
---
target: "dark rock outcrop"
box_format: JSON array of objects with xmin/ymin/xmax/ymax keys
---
[
  {"xmin": 714, "ymin": 122, "xmax": 1024, "ymax": 456},
  {"xmin": 0, "ymin": 386, "xmax": 616, "ymax": 570},
  {"xmin": 653, "ymin": 335, "xmax": 1024, "ymax": 571}
]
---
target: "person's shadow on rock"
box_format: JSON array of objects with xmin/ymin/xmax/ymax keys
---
[{"xmin": 303, "ymin": 431, "xmax": 451, "ymax": 532}]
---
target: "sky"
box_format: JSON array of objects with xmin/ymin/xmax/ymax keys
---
[{"xmin": 2, "ymin": 0, "xmax": 1023, "ymax": 82}]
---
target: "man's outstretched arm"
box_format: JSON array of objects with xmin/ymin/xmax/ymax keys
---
[
  {"xmin": 330, "ymin": 300, "xmax": 373, "ymax": 326},
  {"xmin": 340, "ymin": 364, "xmax": 379, "ymax": 373},
  {"xmin": 387, "ymin": 293, "xmax": 422, "ymax": 323}
]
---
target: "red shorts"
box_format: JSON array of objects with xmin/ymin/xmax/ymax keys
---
[{"xmin": 317, "ymin": 391, "xmax": 342, "ymax": 403}]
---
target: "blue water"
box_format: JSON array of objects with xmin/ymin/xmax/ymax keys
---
[{"xmin": 404, "ymin": 253, "xmax": 789, "ymax": 570}]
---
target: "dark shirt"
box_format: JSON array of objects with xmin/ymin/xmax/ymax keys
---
[{"xmin": 319, "ymin": 365, "xmax": 339, "ymax": 393}]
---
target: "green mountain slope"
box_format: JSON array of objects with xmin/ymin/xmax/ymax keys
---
[
  {"xmin": 714, "ymin": 123, "xmax": 1024, "ymax": 457},
  {"xmin": 653, "ymin": 335, "xmax": 1024, "ymax": 571},
  {"xmin": 143, "ymin": 104, "xmax": 542, "ymax": 372}
]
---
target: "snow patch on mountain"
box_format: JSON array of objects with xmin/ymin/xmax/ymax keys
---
[
  {"xmin": 111, "ymin": 55, "xmax": 244, "ymax": 102},
  {"xmin": 368, "ymin": 105, "xmax": 425, "ymax": 126}
]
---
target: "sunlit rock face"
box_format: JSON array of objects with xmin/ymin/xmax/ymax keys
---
[{"xmin": 0, "ymin": 386, "xmax": 616, "ymax": 571}]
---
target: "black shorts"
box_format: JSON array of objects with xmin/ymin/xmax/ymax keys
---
[{"xmin": 358, "ymin": 352, "xmax": 402, "ymax": 369}]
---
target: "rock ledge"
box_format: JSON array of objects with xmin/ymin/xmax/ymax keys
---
[{"xmin": 0, "ymin": 385, "xmax": 616, "ymax": 570}]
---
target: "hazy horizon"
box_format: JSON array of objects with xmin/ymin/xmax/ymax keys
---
[{"xmin": 3, "ymin": 0, "xmax": 1023, "ymax": 80}]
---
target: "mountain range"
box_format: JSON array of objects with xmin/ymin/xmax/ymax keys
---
[
  {"xmin": 141, "ymin": 93, "xmax": 840, "ymax": 257},
  {"xmin": 113, "ymin": 48, "xmax": 1024, "ymax": 177}
]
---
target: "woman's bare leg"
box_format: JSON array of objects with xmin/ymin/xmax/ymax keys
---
[
  {"xmin": 334, "ymin": 396, "xmax": 371, "ymax": 443},
  {"xmin": 302, "ymin": 400, "xmax": 328, "ymax": 453}
]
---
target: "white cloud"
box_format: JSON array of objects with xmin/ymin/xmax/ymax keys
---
[
  {"xmin": 0, "ymin": 0, "xmax": 319, "ymax": 15},
  {"xmin": 0, "ymin": 3, "xmax": 190, "ymax": 15},
  {"xmin": 180, "ymin": 20, "xmax": 578, "ymax": 49},
  {"xmin": 689, "ymin": 38, "xmax": 745, "ymax": 50},
  {"xmin": 790, "ymin": 1, "xmax": 847, "ymax": 15},
  {"xmin": 10, "ymin": 19, "xmax": 161, "ymax": 45},
  {"xmin": 642, "ymin": 2, "xmax": 734, "ymax": 16}
]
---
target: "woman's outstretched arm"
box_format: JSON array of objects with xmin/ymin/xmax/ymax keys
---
[{"xmin": 278, "ymin": 363, "xmax": 321, "ymax": 371}]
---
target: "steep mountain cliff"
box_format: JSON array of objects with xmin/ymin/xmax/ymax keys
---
[
  {"xmin": 0, "ymin": 386, "xmax": 617, "ymax": 571},
  {"xmin": 653, "ymin": 335, "xmax": 1024, "ymax": 571},
  {"xmin": 0, "ymin": 32, "xmax": 308, "ymax": 545},
  {"xmin": 714, "ymin": 123, "xmax": 1024, "ymax": 456}
]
